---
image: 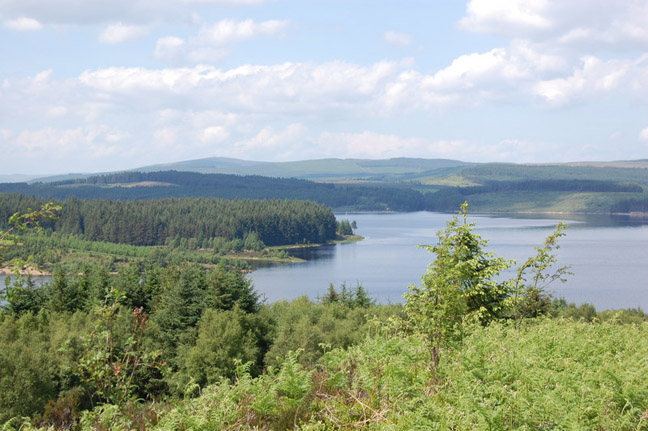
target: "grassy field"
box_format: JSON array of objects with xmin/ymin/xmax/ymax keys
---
[{"xmin": 459, "ymin": 191, "xmax": 646, "ymax": 213}]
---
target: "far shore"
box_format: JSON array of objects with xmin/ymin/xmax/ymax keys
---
[{"xmin": 0, "ymin": 266, "xmax": 51, "ymax": 276}]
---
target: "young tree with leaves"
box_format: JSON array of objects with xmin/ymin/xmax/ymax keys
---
[
  {"xmin": 507, "ymin": 222, "xmax": 572, "ymax": 321},
  {"xmin": 404, "ymin": 203, "xmax": 512, "ymax": 369}
]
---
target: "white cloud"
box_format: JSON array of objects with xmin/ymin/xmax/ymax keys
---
[
  {"xmin": 533, "ymin": 56, "xmax": 630, "ymax": 106},
  {"xmin": 76, "ymin": 61, "xmax": 402, "ymax": 114},
  {"xmin": 154, "ymin": 19, "xmax": 288, "ymax": 64},
  {"xmin": 382, "ymin": 44, "xmax": 567, "ymax": 110},
  {"xmin": 4, "ymin": 52, "xmax": 648, "ymax": 170},
  {"xmin": 197, "ymin": 19, "xmax": 288, "ymax": 45},
  {"xmin": 154, "ymin": 20, "xmax": 288, "ymax": 64},
  {"xmin": 640, "ymin": 128, "xmax": 648, "ymax": 141},
  {"xmin": 99, "ymin": 23, "xmax": 150, "ymax": 44},
  {"xmin": 8, "ymin": 126, "xmax": 124, "ymax": 159},
  {"xmin": 384, "ymin": 31, "xmax": 412, "ymax": 47},
  {"xmin": 0, "ymin": 0, "xmax": 272, "ymax": 27},
  {"xmin": 234, "ymin": 124, "xmax": 305, "ymax": 159},
  {"xmin": 460, "ymin": 0, "xmax": 648, "ymax": 51},
  {"xmin": 460, "ymin": 0, "xmax": 552, "ymax": 35},
  {"xmin": 201, "ymin": 126, "xmax": 229, "ymax": 143},
  {"xmin": 3, "ymin": 17, "xmax": 42, "ymax": 31},
  {"xmin": 154, "ymin": 36, "xmax": 187, "ymax": 62},
  {"xmin": 153, "ymin": 127, "xmax": 179, "ymax": 149},
  {"xmin": 316, "ymin": 131, "xmax": 427, "ymax": 159}
]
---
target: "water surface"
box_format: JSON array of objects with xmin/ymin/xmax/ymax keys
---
[{"xmin": 249, "ymin": 212, "xmax": 648, "ymax": 310}]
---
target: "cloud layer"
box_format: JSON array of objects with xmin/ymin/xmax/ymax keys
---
[{"xmin": 2, "ymin": 0, "xmax": 648, "ymax": 173}]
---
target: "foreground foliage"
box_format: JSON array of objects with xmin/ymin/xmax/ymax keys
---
[
  {"xmin": 2, "ymin": 203, "xmax": 647, "ymax": 430},
  {"xmin": 12, "ymin": 318, "xmax": 646, "ymax": 430}
]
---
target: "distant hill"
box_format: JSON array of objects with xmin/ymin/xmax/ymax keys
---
[
  {"xmin": 134, "ymin": 157, "xmax": 471, "ymax": 181},
  {"xmin": 29, "ymin": 157, "xmax": 470, "ymax": 184},
  {"xmin": 1, "ymin": 171, "xmax": 427, "ymax": 212},
  {"xmin": 29, "ymin": 157, "xmax": 648, "ymax": 185},
  {"xmin": 0, "ymin": 174, "xmax": 43, "ymax": 183},
  {"xmin": 139, "ymin": 156, "xmax": 269, "ymax": 172},
  {"xmin": 6, "ymin": 157, "xmax": 647, "ymax": 214}
]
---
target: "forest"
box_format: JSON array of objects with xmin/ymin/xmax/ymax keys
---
[
  {"xmin": 0, "ymin": 171, "xmax": 425, "ymax": 212},
  {"xmin": 1, "ymin": 202, "xmax": 647, "ymax": 430},
  {"xmin": 1, "ymin": 167, "xmax": 646, "ymax": 213},
  {"xmin": 0, "ymin": 194, "xmax": 337, "ymax": 247}
]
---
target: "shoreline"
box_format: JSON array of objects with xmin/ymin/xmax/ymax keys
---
[{"xmin": 0, "ymin": 266, "xmax": 51, "ymax": 276}]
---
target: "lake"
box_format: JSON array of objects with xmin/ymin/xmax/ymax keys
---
[
  {"xmin": 2, "ymin": 212, "xmax": 646, "ymax": 311},
  {"xmin": 248, "ymin": 212, "xmax": 648, "ymax": 310}
]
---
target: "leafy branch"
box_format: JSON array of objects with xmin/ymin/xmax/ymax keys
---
[{"xmin": 0, "ymin": 202, "xmax": 61, "ymax": 262}]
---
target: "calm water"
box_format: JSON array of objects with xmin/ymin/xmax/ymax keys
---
[
  {"xmin": 248, "ymin": 212, "xmax": 648, "ymax": 310},
  {"xmin": 3, "ymin": 212, "xmax": 646, "ymax": 310}
]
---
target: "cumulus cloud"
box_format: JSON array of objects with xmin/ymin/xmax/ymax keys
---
[
  {"xmin": 231, "ymin": 124, "xmax": 305, "ymax": 159},
  {"xmin": 316, "ymin": 131, "xmax": 426, "ymax": 159},
  {"xmin": 99, "ymin": 22, "xmax": 150, "ymax": 43},
  {"xmin": 384, "ymin": 31, "xmax": 412, "ymax": 47},
  {"xmin": 460, "ymin": 0, "xmax": 552, "ymax": 35},
  {"xmin": 533, "ymin": 56, "xmax": 631, "ymax": 106},
  {"xmin": 201, "ymin": 125, "xmax": 229, "ymax": 144},
  {"xmin": 0, "ymin": 0, "xmax": 272, "ymax": 27},
  {"xmin": 76, "ymin": 61, "xmax": 402, "ymax": 114},
  {"xmin": 197, "ymin": 19, "xmax": 288, "ymax": 45},
  {"xmin": 4, "ymin": 50, "xmax": 648, "ymax": 170},
  {"xmin": 154, "ymin": 19, "xmax": 288, "ymax": 64},
  {"xmin": 460, "ymin": 0, "xmax": 648, "ymax": 50},
  {"xmin": 3, "ymin": 17, "xmax": 42, "ymax": 31},
  {"xmin": 10, "ymin": 54, "xmax": 648, "ymax": 141}
]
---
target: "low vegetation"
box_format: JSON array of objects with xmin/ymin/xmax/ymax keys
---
[{"xmin": 1, "ymin": 203, "xmax": 647, "ymax": 430}]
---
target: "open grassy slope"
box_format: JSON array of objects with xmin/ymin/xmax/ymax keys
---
[{"xmin": 135, "ymin": 157, "xmax": 471, "ymax": 181}]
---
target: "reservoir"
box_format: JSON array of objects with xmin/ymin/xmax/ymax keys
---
[
  {"xmin": 2, "ymin": 212, "xmax": 646, "ymax": 311},
  {"xmin": 248, "ymin": 212, "xmax": 648, "ymax": 310}
]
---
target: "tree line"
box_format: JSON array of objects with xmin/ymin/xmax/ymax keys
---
[
  {"xmin": 3, "ymin": 170, "xmax": 644, "ymax": 215},
  {"xmin": 0, "ymin": 194, "xmax": 337, "ymax": 247},
  {"xmin": 425, "ymin": 179, "xmax": 645, "ymax": 211},
  {"xmin": 0, "ymin": 171, "xmax": 425, "ymax": 212}
]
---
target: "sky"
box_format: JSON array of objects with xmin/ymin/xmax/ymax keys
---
[{"xmin": 1, "ymin": 0, "xmax": 648, "ymax": 175}]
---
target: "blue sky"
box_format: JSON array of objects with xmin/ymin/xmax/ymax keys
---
[{"xmin": 1, "ymin": 0, "xmax": 648, "ymax": 175}]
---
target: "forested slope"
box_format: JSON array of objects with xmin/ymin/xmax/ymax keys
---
[
  {"xmin": 0, "ymin": 171, "xmax": 425, "ymax": 212},
  {"xmin": 0, "ymin": 194, "xmax": 337, "ymax": 246}
]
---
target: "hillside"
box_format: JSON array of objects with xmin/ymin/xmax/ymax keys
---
[
  {"xmin": 0, "ymin": 171, "xmax": 425, "ymax": 212},
  {"xmin": 421, "ymin": 163, "xmax": 648, "ymax": 213},
  {"xmin": 134, "ymin": 157, "xmax": 471, "ymax": 181},
  {"xmin": 29, "ymin": 157, "xmax": 470, "ymax": 183},
  {"xmin": 7, "ymin": 157, "xmax": 648, "ymax": 214}
]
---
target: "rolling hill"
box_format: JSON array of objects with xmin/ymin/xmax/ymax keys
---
[{"xmin": 3, "ymin": 157, "xmax": 646, "ymax": 214}]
